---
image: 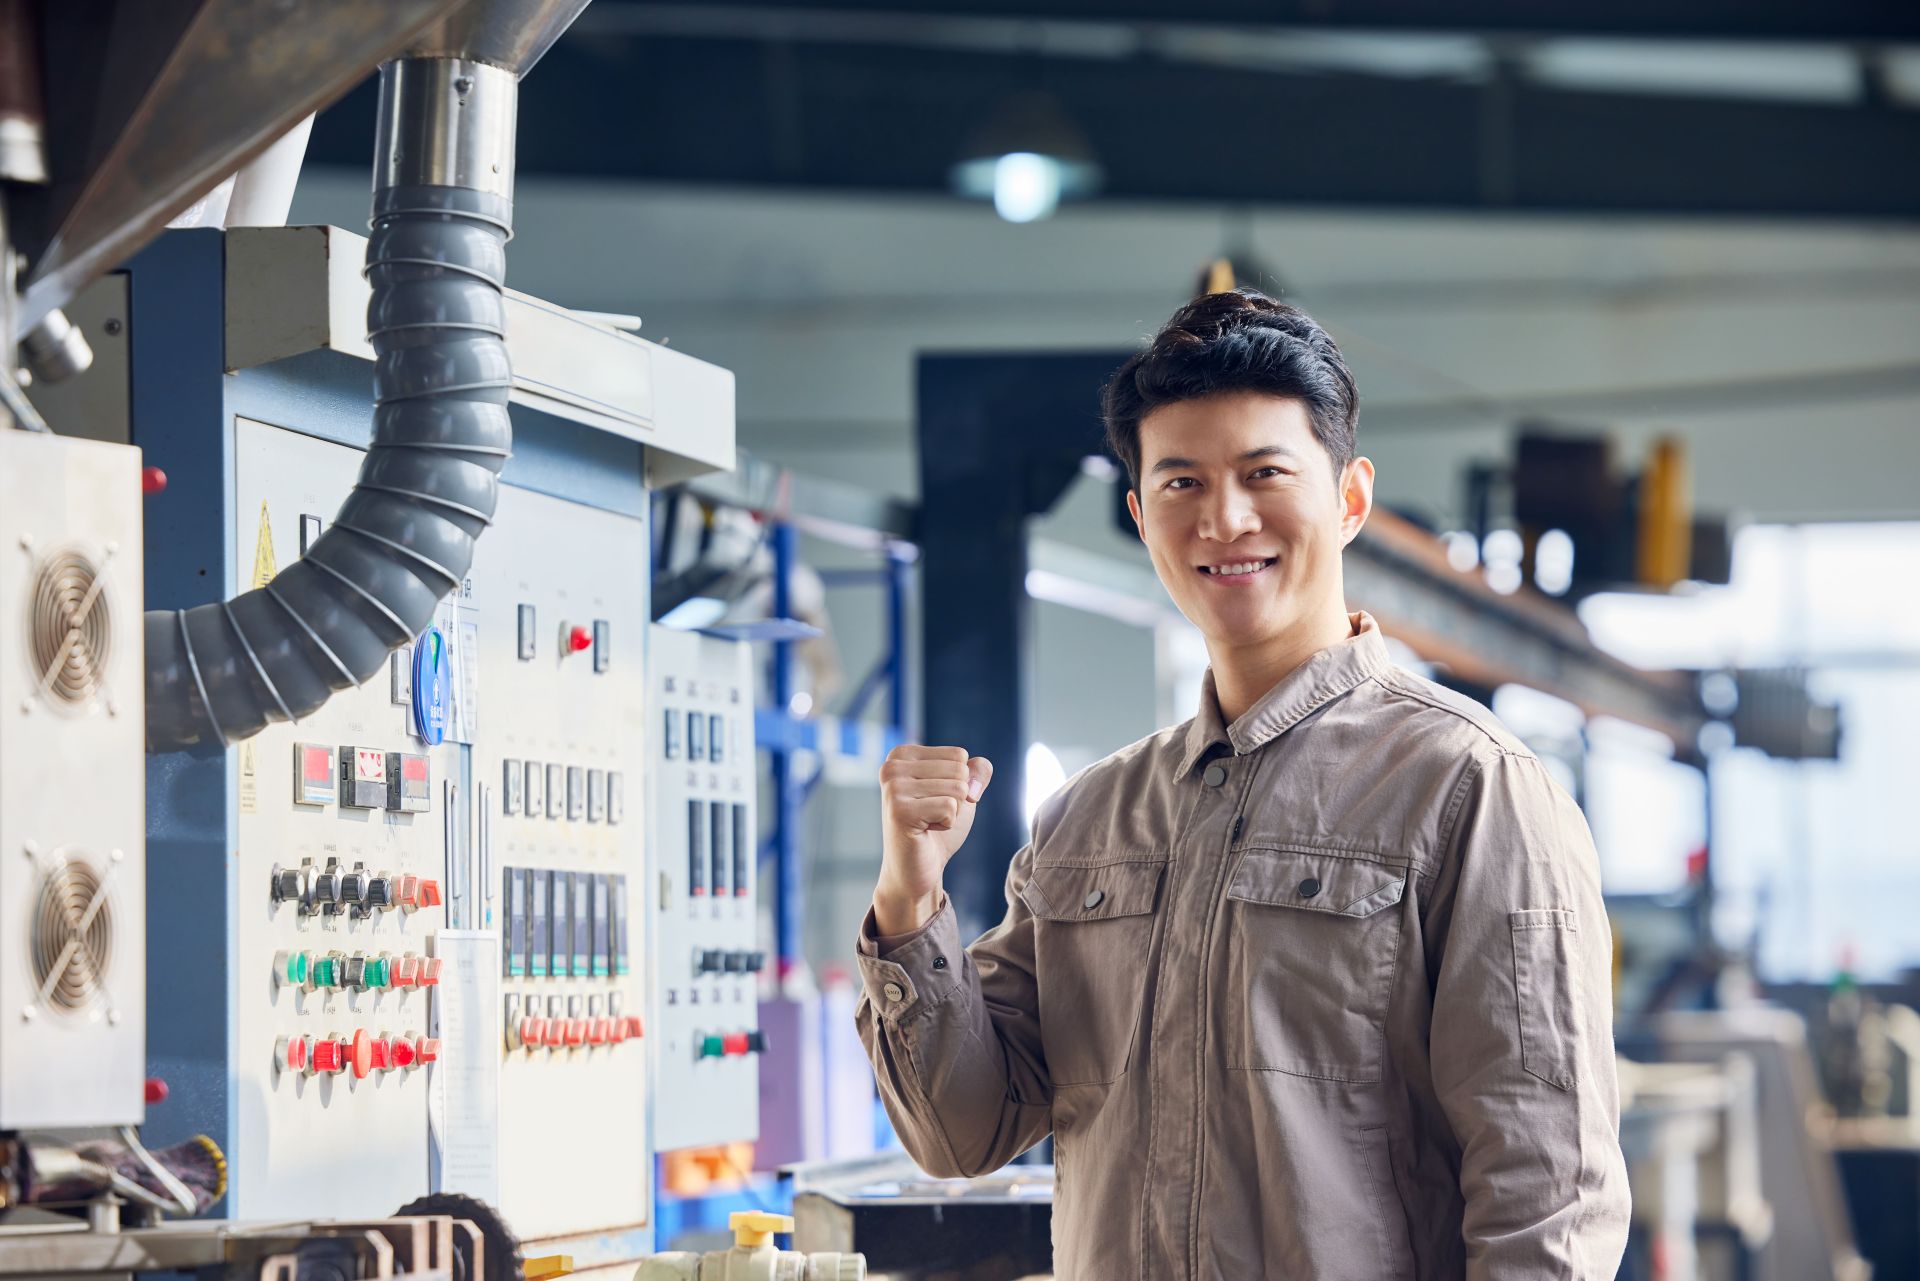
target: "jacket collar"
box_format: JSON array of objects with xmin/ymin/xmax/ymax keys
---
[{"xmin": 1175, "ymin": 611, "xmax": 1391, "ymax": 779}]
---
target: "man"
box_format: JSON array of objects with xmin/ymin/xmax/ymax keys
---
[{"xmin": 855, "ymin": 288, "xmax": 1630, "ymax": 1280}]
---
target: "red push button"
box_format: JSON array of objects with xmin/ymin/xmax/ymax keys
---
[
  {"xmin": 312, "ymin": 1038, "xmax": 345, "ymax": 1075},
  {"xmin": 722, "ymin": 1032, "xmax": 749, "ymax": 1057},
  {"xmin": 142, "ymin": 466, "xmax": 169, "ymax": 496},
  {"xmin": 349, "ymin": 1029, "xmax": 375, "ymax": 1080},
  {"xmin": 390, "ymin": 1038, "xmax": 418, "ymax": 1070},
  {"xmin": 419, "ymin": 879, "xmax": 443, "ymax": 908},
  {"xmin": 415, "ymin": 1036, "xmax": 441, "ymax": 1064},
  {"xmin": 421, "ymin": 957, "xmax": 444, "ymax": 986},
  {"xmin": 567, "ymin": 625, "xmax": 592, "ymax": 654},
  {"xmin": 370, "ymin": 1036, "xmax": 392, "ymax": 1072},
  {"xmin": 145, "ymin": 1078, "xmax": 170, "ymax": 1105}
]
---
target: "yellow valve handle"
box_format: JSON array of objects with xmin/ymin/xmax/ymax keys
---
[
  {"xmin": 730, "ymin": 1210, "xmax": 794, "ymax": 1248},
  {"xmin": 523, "ymin": 1254, "xmax": 574, "ymax": 1279}
]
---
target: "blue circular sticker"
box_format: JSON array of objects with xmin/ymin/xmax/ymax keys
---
[{"xmin": 412, "ymin": 625, "xmax": 451, "ymax": 746}]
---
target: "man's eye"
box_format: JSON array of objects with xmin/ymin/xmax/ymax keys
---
[
  {"xmin": 1164, "ymin": 477, "xmax": 1197, "ymax": 491},
  {"xmin": 1249, "ymin": 467, "xmax": 1285, "ymax": 480}
]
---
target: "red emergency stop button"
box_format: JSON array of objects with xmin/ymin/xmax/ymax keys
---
[
  {"xmin": 312, "ymin": 1038, "xmax": 346, "ymax": 1075},
  {"xmin": 390, "ymin": 1038, "xmax": 418, "ymax": 1070},
  {"xmin": 566, "ymin": 625, "xmax": 592, "ymax": 654},
  {"xmin": 415, "ymin": 1036, "xmax": 441, "ymax": 1064},
  {"xmin": 349, "ymin": 1029, "xmax": 375, "ymax": 1080}
]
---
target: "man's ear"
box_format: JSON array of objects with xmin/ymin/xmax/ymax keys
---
[
  {"xmin": 1339, "ymin": 457, "xmax": 1375, "ymax": 547},
  {"xmin": 1126, "ymin": 487, "xmax": 1146, "ymax": 542}
]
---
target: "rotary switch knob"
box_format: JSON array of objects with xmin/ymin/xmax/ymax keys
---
[
  {"xmin": 270, "ymin": 862, "xmax": 310, "ymax": 906},
  {"xmin": 339, "ymin": 863, "xmax": 370, "ymax": 908},
  {"xmin": 364, "ymin": 874, "xmax": 396, "ymax": 912},
  {"xmin": 311, "ymin": 859, "xmax": 343, "ymax": 912}
]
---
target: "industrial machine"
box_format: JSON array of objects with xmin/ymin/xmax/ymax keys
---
[
  {"xmin": 648, "ymin": 625, "xmax": 764, "ymax": 1155},
  {"xmin": 0, "ymin": 1, "xmax": 862, "ymax": 1278}
]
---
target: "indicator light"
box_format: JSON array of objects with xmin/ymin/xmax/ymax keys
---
[
  {"xmin": 722, "ymin": 1032, "xmax": 749, "ymax": 1057},
  {"xmin": 370, "ymin": 1036, "xmax": 392, "ymax": 1072},
  {"xmin": 274, "ymin": 950, "xmax": 308, "ymax": 987},
  {"xmin": 277, "ymin": 1035, "xmax": 309, "ymax": 1074},
  {"xmin": 700, "ymin": 1034, "xmax": 725, "ymax": 1060},
  {"xmin": 566, "ymin": 625, "xmax": 592, "ymax": 654},
  {"xmin": 391, "ymin": 1038, "xmax": 418, "ymax": 1070}
]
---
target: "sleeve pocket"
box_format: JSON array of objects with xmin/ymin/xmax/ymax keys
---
[{"xmin": 1509, "ymin": 908, "xmax": 1580, "ymax": 1091}]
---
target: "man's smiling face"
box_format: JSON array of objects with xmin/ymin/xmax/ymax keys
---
[{"xmin": 1127, "ymin": 391, "xmax": 1371, "ymax": 651}]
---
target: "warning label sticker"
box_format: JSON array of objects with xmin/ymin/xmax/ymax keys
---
[{"xmin": 251, "ymin": 500, "xmax": 276, "ymax": 590}]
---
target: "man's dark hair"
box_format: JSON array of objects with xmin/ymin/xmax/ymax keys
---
[{"xmin": 1102, "ymin": 288, "xmax": 1359, "ymax": 490}]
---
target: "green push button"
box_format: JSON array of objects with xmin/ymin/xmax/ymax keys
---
[
  {"xmin": 700, "ymin": 1035, "xmax": 725, "ymax": 1060},
  {"xmin": 367, "ymin": 956, "xmax": 389, "ymax": 988},
  {"xmin": 313, "ymin": 956, "xmax": 338, "ymax": 988},
  {"xmin": 286, "ymin": 951, "xmax": 308, "ymax": 985}
]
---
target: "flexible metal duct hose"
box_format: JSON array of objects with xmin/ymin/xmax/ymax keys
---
[{"xmin": 143, "ymin": 60, "xmax": 515, "ymax": 751}]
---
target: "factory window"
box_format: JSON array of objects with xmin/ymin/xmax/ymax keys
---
[{"xmin": 1582, "ymin": 522, "xmax": 1920, "ymax": 981}]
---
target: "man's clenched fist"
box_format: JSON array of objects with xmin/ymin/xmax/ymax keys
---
[{"xmin": 873, "ymin": 745, "xmax": 993, "ymax": 935}]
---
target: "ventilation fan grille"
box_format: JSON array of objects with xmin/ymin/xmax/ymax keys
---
[
  {"xmin": 32, "ymin": 858, "xmax": 115, "ymax": 1012},
  {"xmin": 29, "ymin": 549, "xmax": 113, "ymax": 707}
]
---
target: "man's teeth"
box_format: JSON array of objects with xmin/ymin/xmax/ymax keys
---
[{"xmin": 1203, "ymin": 559, "xmax": 1273, "ymax": 576}]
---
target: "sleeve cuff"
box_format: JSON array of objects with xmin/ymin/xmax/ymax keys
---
[{"xmin": 855, "ymin": 898, "xmax": 965, "ymax": 1020}]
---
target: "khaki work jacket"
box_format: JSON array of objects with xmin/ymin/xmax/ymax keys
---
[{"xmin": 855, "ymin": 613, "xmax": 1631, "ymax": 1280}]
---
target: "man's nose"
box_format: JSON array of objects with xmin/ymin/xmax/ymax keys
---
[{"xmin": 1198, "ymin": 485, "xmax": 1260, "ymax": 542}]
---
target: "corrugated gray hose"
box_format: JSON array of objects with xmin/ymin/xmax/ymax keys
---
[{"xmin": 144, "ymin": 185, "xmax": 512, "ymax": 751}]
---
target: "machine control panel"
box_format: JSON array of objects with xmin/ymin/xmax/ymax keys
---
[{"xmin": 649, "ymin": 625, "xmax": 762, "ymax": 1152}]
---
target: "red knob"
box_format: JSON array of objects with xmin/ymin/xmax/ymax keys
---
[
  {"xmin": 144, "ymin": 1077, "xmax": 169, "ymax": 1105},
  {"xmin": 396, "ymin": 874, "xmax": 421, "ymax": 910},
  {"xmin": 564, "ymin": 1018, "xmax": 587, "ymax": 1047},
  {"xmin": 567, "ymin": 625, "xmax": 592, "ymax": 654},
  {"xmin": 141, "ymin": 466, "xmax": 168, "ymax": 496},
  {"xmin": 622, "ymin": 1015, "xmax": 646, "ymax": 1041},
  {"xmin": 588, "ymin": 1018, "xmax": 611, "ymax": 1045},
  {"xmin": 312, "ymin": 1038, "xmax": 345, "ymax": 1074},
  {"xmin": 393, "ymin": 954, "xmax": 420, "ymax": 987},
  {"xmin": 419, "ymin": 879, "xmax": 442, "ymax": 908},
  {"xmin": 520, "ymin": 1017, "xmax": 545, "ymax": 1050}
]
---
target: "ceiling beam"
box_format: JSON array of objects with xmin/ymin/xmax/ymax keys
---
[{"xmin": 307, "ymin": 32, "xmax": 1920, "ymax": 220}]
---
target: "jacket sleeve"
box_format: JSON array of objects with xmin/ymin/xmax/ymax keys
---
[
  {"xmin": 854, "ymin": 844, "xmax": 1053, "ymax": 1178},
  {"xmin": 1426, "ymin": 748, "xmax": 1632, "ymax": 1280}
]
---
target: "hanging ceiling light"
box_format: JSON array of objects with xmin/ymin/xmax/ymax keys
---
[{"xmin": 950, "ymin": 91, "xmax": 1103, "ymax": 223}]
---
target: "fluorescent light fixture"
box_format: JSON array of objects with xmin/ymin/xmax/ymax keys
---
[{"xmin": 658, "ymin": 596, "xmax": 728, "ymax": 629}]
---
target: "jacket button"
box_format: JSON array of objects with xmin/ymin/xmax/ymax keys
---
[
  {"xmin": 882, "ymin": 982, "xmax": 905, "ymax": 1002},
  {"xmin": 1298, "ymin": 877, "xmax": 1322, "ymax": 898},
  {"xmin": 1202, "ymin": 763, "xmax": 1228, "ymax": 787},
  {"xmin": 932, "ymin": 956, "xmax": 948, "ymax": 970},
  {"xmin": 1083, "ymin": 889, "xmax": 1105, "ymax": 909}
]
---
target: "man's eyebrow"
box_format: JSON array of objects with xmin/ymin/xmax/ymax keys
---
[{"xmin": 1147, "ymin": 445, "xmax": 1301, "ymax": 475}]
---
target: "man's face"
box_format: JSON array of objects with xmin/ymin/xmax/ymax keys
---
[{"xmin": 1126, "ymin": 392, "xmax": 1373, "ymax": 650}]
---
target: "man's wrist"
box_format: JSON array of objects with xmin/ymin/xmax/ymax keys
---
[{"xmin": 872, "ymin": 878, "xmax": 941, "ymax": 937}]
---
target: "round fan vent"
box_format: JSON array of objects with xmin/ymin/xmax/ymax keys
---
[
  {"xmin": 32, "ymin": 857, "xmax": 114, "ymax": 1012},
  {"xmin": 29, "ymin": 549, "xmax": 112, "ymax": 706}
]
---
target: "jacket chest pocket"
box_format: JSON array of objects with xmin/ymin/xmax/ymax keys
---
[
  {"xmin": 1018, "ymin": 857, "xmax": 1167, "ymax": 1087},
  {"xmin": 1224, "ymin": 847, "xmax": 1407, "ymax": 1083}
]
